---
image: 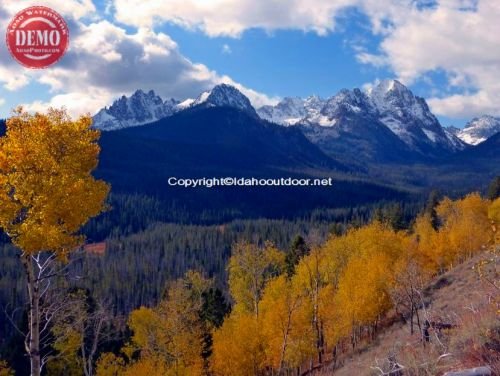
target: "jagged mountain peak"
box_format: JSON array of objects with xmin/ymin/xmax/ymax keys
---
[
  {"xmin": 93, "ymin": 89, "xmax": 179, "ymax": 131},
  {"xmin": 257, "ymin": 80, "xmax": 466, "ymax": 154},
  {"xmin": 192, "ymin": 84, "xmax": 257, "ymax": 116},
  {"xmin": 131, "ymin": 88, "xmax": 154, "ymax": 97},
  {"xmin": 305, "ymin": 94, "xmax": 324, "ymax": 103},
  {"xmin": 368, "ymin": 79, "xmax": 407, "ymax": 96},
  {"xmin": 328, "ymin": 88, "xmax": 369, "ymax": 107},
  {"xmin": 363, "ymin": 80, "xmax": 465, "ymax": 151},
  {"xmin": 318, "ymin": 88, "xmax": 371, "ymax": 122},
  {"xmin": 281, "ymin": 96, "xmax": 306, "ymax": 106},
  {"xmin": 367, "ymin": 79, "xmax": 420, "ymax": 110},
  {"xmin": 93, "ymin": 84, "xmax": 259, "ymax": 130},
  {"xmin": 457, "ymin": 115, "xmax": 500, "ymax": 145},
  {"xmin": 258, "ymin": 95, "xmax": 326, "ymax": 126}
]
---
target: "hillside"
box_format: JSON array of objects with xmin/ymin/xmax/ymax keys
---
[
  {"xmin": 316, "ymin": 251, "xmax": 499, "ymax": 376},
  {"xmin": 94, "ymin": 106, "xmax": 411, "ymax": 219}
]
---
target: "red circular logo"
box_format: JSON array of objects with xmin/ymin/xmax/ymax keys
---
[{"xmin": 6, "ymin": 6, "xmax": 69, "ymax": 69}]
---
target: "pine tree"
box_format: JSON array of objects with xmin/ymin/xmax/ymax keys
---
[
  {"xmin": 200, "ymin": 288, "xmax": 230, "ymax": 329},
  {"xmin": 285, "ymin": 235, "xmax": 310, "ymax": 277},
  {"xmin": 487, "ymin": 176, "xmax": 500, "ymax": 200},
  {"xmin": 425, "ymin": 189, "xmax": 441, "ymax": 229}
]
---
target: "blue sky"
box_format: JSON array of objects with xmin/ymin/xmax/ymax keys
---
[
  {"xmin": 160, "ymin": 19, "xmax": 465, "ymax": 126},
  {"xmin": 0, "ymin": 0, "xmax": 498, "ymax": 127}
]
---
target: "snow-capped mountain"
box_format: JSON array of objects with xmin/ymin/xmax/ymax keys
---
[
  {"xmin": 190, "ymin": 84, "xmax": 258, "ymax": 117},
  {"xmin": 257, "ymin": 80, "xmax": 466, "ymax": 154},
  {"xmin": 455, "ymin": 115, "xmax": 500, "ymax": 145},
  {"xmin": 365, "ymin": 80, "xmax": 458, "ymax": 150},
  {"xmin": 93, "ymin": 90, "xmax": 180, "ymax": 131},
  {"xmin": 258, "ymin": 96, "xmax": 325, "ymax": 126},
  {"xmin": 92, "ymin": 81, "xmax": 474, "ymax": 158},
  {"xmin": 93, "ymin": 84, "xmax": 258, "ymax": 130}
]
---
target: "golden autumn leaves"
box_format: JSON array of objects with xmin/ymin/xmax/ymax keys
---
[
  {"xmin": 94, "ymin": 194, "xmax": 498, "ymax": 376},
  {"xmin": 0, "ymin": 108, "xmax": 110, "ymax": 257},
  {"xmin": 0, "ymin": 108, "xmax": 110, "ymax": 376},
  {"xmin": 96, "ymin": 271, "xmax": 211, "ymax": 376},
  {"xmin": 209, "ymin": 195, "xmax": 498, "ymax": 375},
  {"xmin": 1, "ymin": 107, "xmax": 498, "ymax": 375}
]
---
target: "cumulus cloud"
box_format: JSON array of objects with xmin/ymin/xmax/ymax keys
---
[
  {"xmin": 2, "ymin": 0, "xmax": 96, "ymax": 20},
  {"xmin": 2, "ymin": 0, "xmax": 497, "ymax": 119},
  {"xmin": 23, "ymin": 90, "xmax": 112, "ymax": 117},
  {"xmin": 354, "ymin": 0, "xmax": 500, "ymax": 118},
  {"xmin": 428, "ymin": 90, "xmax": 500, "ymax": 119},
  {"xmin": 0, "ymin": 1, "xmax": 276, "ymax": 116},
  {"xmin": 111, "ymin": 0, "xmax": 500, "ymax": 119},
  {"xmin": 111, "ymin": 0, "xmax": 416, "ymax": 38},
  {"xmin": 112, "ymin": 0, "xmax": 356, "ymax": 37}
]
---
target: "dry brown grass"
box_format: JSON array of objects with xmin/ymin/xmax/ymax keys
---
[{"xmin": 313, "ymin": 251, "xmax": 499, "ymax": 376}]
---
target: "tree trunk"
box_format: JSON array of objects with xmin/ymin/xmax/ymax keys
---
[
  {"xmin": 415, "ymin": 303, "xmax": 421, "ymax": 333},
  {"xmin": 278, "ymin": 313, "xmax": 292, "ymax": 375},
  {"xmin": 410, "ymin": 305, "xmax": 414, "ymax": 335},
  {"xmin": 21, "ymin": 253, "xmax": 41, "ymax": 376}
]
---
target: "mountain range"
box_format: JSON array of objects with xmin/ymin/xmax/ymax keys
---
[
  {"xmin": 93, "ymin": 84, "xmax": 258, "ymax": 131},
  {"xmin": 94, "ymin": 105, "xmax": 402, "ymax": 218},
  {"xmin": 93, "ymin": 80, "xmax": 499, "ymax": 153},
  {"xmin": 259, "ymin": 80, "xmax": 464, "ymax": 155},
  {"xmin": 446, "ymin": 115, "xmax": 500, "ymax": 146},
  {"xmin": 94, "ymin": 80, "xmax": 500, "ymax": 145},
  {"xmin": 1, "ymin": 80, "xmax": 499, "ymax": 218}
]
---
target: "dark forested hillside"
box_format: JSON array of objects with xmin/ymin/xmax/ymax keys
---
[{"xmin": 94, "ymin": 106, "xmax": 412, "ymax": 219}]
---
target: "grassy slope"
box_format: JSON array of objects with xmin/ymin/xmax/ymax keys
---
[{"xmin": 317, "ymin": 251, "xmax": 499, "ymax": 376}]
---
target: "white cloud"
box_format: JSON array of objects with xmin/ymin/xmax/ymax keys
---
[
  {"xmin": 112, "ymin": 0, "xmax": 356, "ymax": 37},
  {"xmin": 218, "ymin": 76, "xmax": 280, "ymax": 108},
  {"xmin": 0, "ymin": 2, "xmax": 276, "ymax": 116},
  {"xmin": 0, "ymin": 98, "xmax": 5, "ymax": 107},
  {"xmin": 110, "ymin": 0, "xmax": 500, "ymax": 119},
  {"xmin": 23, "ymin": 90, "xmax": 112, "ymax": 117},
  {"xmin": 2, "ymin": 0, "xmax": 95, "ymax": 20},
  {"xmin": 428, "ymin": 90, "xmax": 500, "ymax": 119},
  {"xmin": 356, "ymin": 1, "xmax": 500, "ymax": 118},
  {"xmin": 2, "ymin": 0, "xmax": 497, "ymax": 119},
  {"xmin": 222, "ymin": 44, "xmax": 232, "ymax": 54}
]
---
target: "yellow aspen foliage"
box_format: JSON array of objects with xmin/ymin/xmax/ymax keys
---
[
  {"xmin": 96, "ymin": 353, "xmax": 125, "ymax": 376},
  {"xmin": 318, "ymin": 283, "xmax": 345, "ymax": 348},
  {"xmin": 413, "ymin": 213, "xmax": 442, "ymax": 272},
  {"xmin": 259, "ymin": 275, "xmax": 315, "ymax": 372},
  {"xmin": 120, "ymin": 357, "xmax": 169, "ymax": 376},
  {"xmin": 349, "ymin": 221, "xmax": 405, "ymax": 262},
  {"xmin": 489, "ymin": 198, "xmax": 500, "ymax": 223},
  {"xmin": 211, "ymin": 312, "xmax": 265, "ymax": 376},
  {"xmin": 293, "ymin": 248, "xmax": 327, "ymax": 295},
  {"xmin": 125, "ymin": 273, "xmax": 208, "ymax": 376},
  {"xmin": 292, "ymin": 248, "xmax": 328, "ymax": 363},
  {"xmin": 320, "ymin": 234, "xmax": 355, "ymax": 286},
  {"xmin": 336, "ymin": 253, "xmax": 393, "ymax": 333},
  {"xmin": 489, "ymin": 198, "xmax": 500, "ymax": 245},
  {"xmin": 436, "ymin": 193, "xmax": 491, "ymax": 265},
  {"xmin": 228, "ymin": 241, "xmax": 285, "ymax": 316},
  {"xmin": 0, "ymin": 361, "xmax": 14, "ymax": 376},
  {"xmin": 0, "ymin": 108, "xmax": 110, "ymax": 256},
  {"xmin": 321, "ymin": 222, "xmax": 406, "ymax": 347},
  {"xmin": 0, "ymin": 108, "xmax": 110, "ymax": 376},
  {"xmin": 46, "ymin": 327, "xmax": 83, "ymax": 376},
  {"xmin": 128, "ymin": 307, "xmax": 162, "ymax": 355}
]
